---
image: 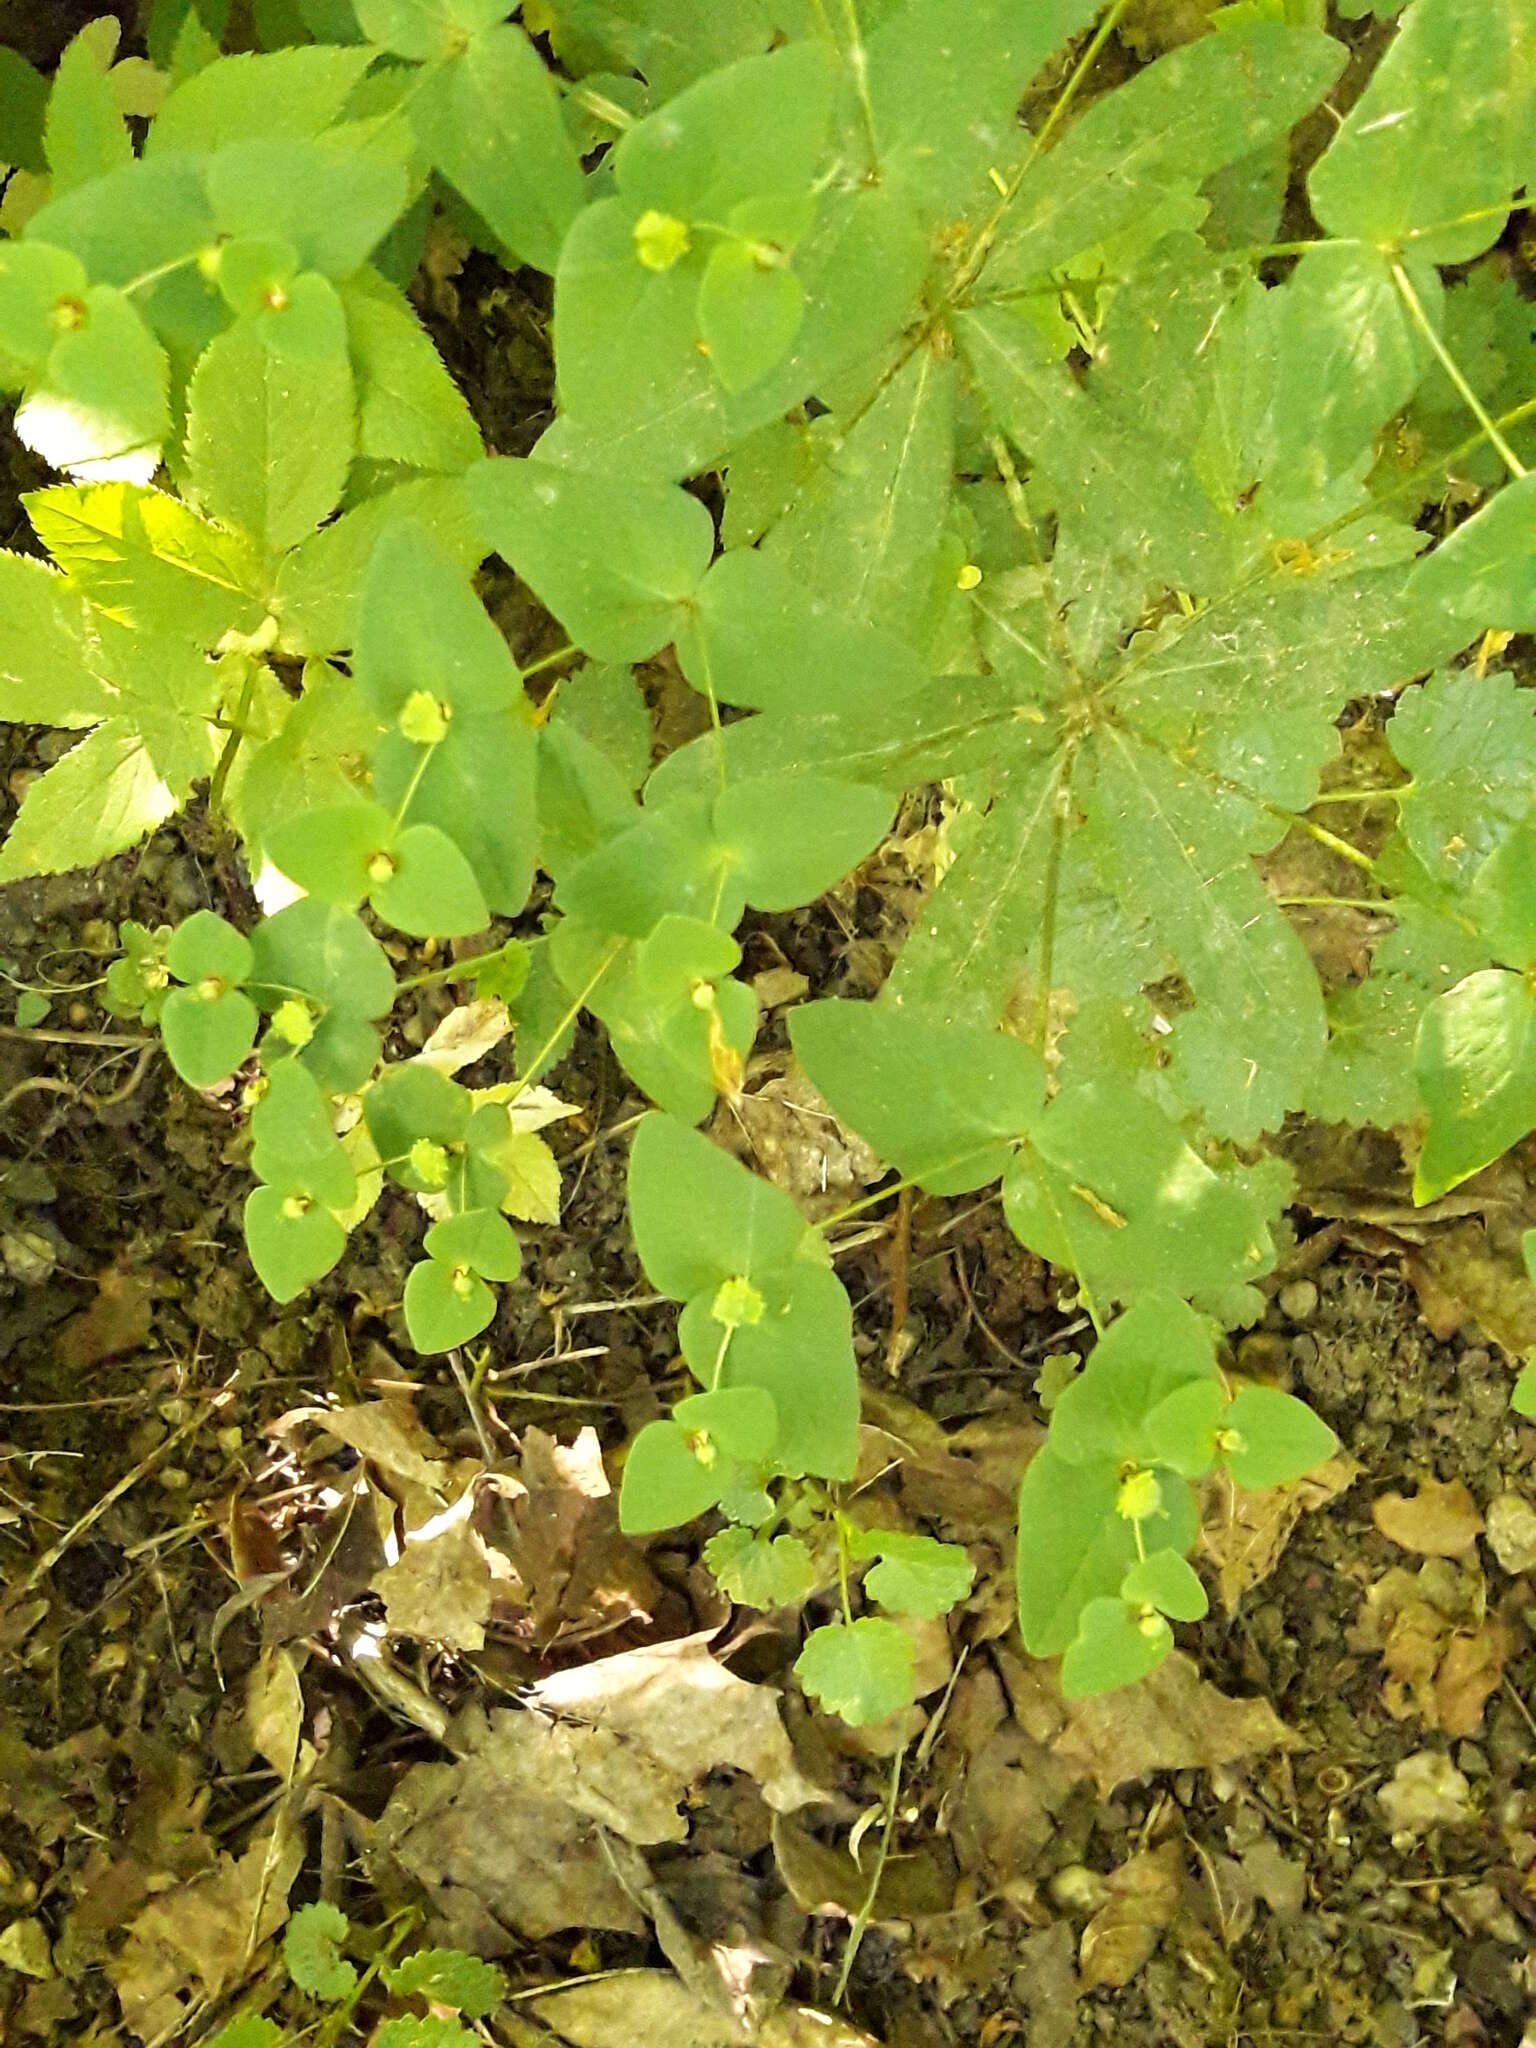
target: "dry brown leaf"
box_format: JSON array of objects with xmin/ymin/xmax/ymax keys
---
[
  {"xmin": 532, "ymin": 1632, "xmax": 826, "ymax": 1815},
  {"xmin": 506, "ymin": 1426, "xmax": 660, "ymax": 1650},
  {"xmin": 1372, "ymin": 1478, "xmax": 1484, "ymax": 1557},
  {"xmin": 531, "ymin": 1969, "xmax": 883, "ymax": 2048},
  {"xmin": 1053, "ymin": 1654, "xmax": 1299, "ymax": 1794},
  {"xmin": 371, "ymin": 1488, "xmax": 511, "ymax": 1651},
  {"xmin": 411, "ymin": 998, "xmax": 511, "ymax": 1074},
  {"xmin": 375, "ymin": 1703, "xmax": 689, "ymax": 1947},
  {"xmin": 56, "ymin": 1262, "xmax": 154, "ymax": 1369},
  {"xmin": 715, "ymin": 1068, "xmax": 881, "ymax": 1216},
  {"xmin": 244, "ymin": 1646, "xmax": 304, "ymax": 1778},
  {"xmin": 1078, "ymin": 1840, "xmax": 1186, "ymax": 1992},
  {"xmin": 1202, "ymin": 1455, "xmax": 1359, "ymax": 1608},
  {"xmin": 770, "ymin": 1814, "xmax": 954, "ymax": 1920},
  {"xmin": 1434, "ymin": 1621, "xmax": 1515, "ymax": 1739},
  {"xmin": 111, "ymin": 1821, "xmax": 301, "ymax": 2041},
  {"xmin": 297, "ymin": 1398, "xmax": 452, "ymax": 1496}
]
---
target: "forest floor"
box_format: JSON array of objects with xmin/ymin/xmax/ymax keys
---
[{"xmin": 5, "ymin": 10, "xmax": 1536, "ymax": 2048}]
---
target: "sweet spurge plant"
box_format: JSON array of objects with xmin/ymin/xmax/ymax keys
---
[{"xmin": 1, "ymin": 0, "xmax": 1532, "ymax": 1713}]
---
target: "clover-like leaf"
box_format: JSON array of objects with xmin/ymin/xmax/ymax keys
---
[
  {"xmin": 850, "ymin": 1529, "xmax": 976, "ymax": 1619},
  {"xmin": 794, "ymin": 1616, "xmax": 916, "ymax": 1726},
  {"xmin": 386, "ymin": 1948, "xmax": 504, "ymax": 2018}
]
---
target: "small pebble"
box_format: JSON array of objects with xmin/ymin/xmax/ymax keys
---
[
  {"xmin": 1485, "ymin": 1491, "xmax": 1536, "ymax": 1574},
  {"xmin": 1279, "ymin": 1278, "xmax": 1319, "ymax": 1323},
  {"xmin": 157, "ymin": 1467, "xmax": 190, "ymax": 1492}
]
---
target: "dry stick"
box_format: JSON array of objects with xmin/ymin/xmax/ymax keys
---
[
  {"xmin": 885, "ymin": 1186, "xmax": 912, "ymax": 1377},
  {"xmin": 16, "ymin": 1392, "xmax": 232, "ymax": 1597}
]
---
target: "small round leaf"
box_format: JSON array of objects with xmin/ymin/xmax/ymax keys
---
[
  {"xmin": 371, "ymin": 823, "xmax": 489, "ymax": 937},
  {"xmin": 403, "ymin": 1256, "xmax": 496, "ymax": 1352},
  {"xmin": 1221, "ymin": 1385, "xmax": 1338, "ymax": 1491},
  {"xmin": 423, "ymin": 1206, "xmax": 522, "ymax": 1281},
  {"xmin": 1121, "ymin": 1546, "xmax": 1208, "ymax": 1622},
  {"xmin": 1061, "ymin": 1597, "xmax": 1172, "ymax": 1700},
  {"xmin": 167, "ymin": 908, "xmax": 254, "ymax": 987},
  {"xmin": 244, "ymin": 1185, "xmax": 347, "ymax": 1303},
  {"xmin": 162, "ymin": 984, "xmax": 259, "ymax": 1088},
  {"xmin": 794, "ymin": 1616, "xmax": 915, "ymax": 1725},
  {"xmin": 618, "ymin": 1418, "xmax": 727, "ymax": 1534}
]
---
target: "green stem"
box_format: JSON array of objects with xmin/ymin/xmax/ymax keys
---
[
  {"xmin": 837, "ymin": 0, "xmax": 882, "ymax": 175},
  {"xmin": 1276, "ymin": 894, "xmax": 1396, "ymax": 913},
  {"xmin": 504, "ymin": 938, "xmax": 624, "ymax": 1104},
  {"xmin": 835, "ymin": 1516, "xmax": 854, "ymax": 1625},
  {"xmin": 390, "ymin": 738, "xmax": 441, "ymax": 832},
  {"xmin": 521, "ymin": 640, "xmax": 578, "ymax": 680},
  {"xmin": 817, "ymin": 1142, "xmax": 1013, "ymax": 1232},
  {"xmin": 1307, "ymin": 783, "xmax": 1412, "ymax": 805},
  {"xmin": 207, "ymin": 660, "xmax": 262, "ymax": 819},
  {"xmin": 397, "ymin": 942, "xmax": 520, "ymax": 993},
  {"xmin": 1392, "ymin": 260, "xmax": 1528, "ymax": 480},
  {"xmin": 708, "ymin": 1324, "xmax": 732, "ymax": 1392},
  {"xmin": 833, "ymin": 1745, "xmax": 905, "ymax": 2006}
]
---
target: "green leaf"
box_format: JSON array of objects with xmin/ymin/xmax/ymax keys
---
[
  {"xmin": 251, "ymin": 1059, "xmax": 355, "ymax": 1208},
  {"xmin": 674, "ymin": 548, "xmax": 929, "ymax": 714},
  {"xmin": 627, "ymin": 1112, "xmax": 807, "ymax": 1300},
  {"xmin": 851, "ymin": 1530, "xmax": 975, "ymax": 1619},
  {"xmin": 284, "ymin": 1901, "xmax": 357, "ymax": 2002},
  {"xmin": 373, "ymin": 2016, "xmax": 477, "ymax": 2048},
  {"xmin": 1048, "ymin": 1294, "xmax": 1221, "ymax": 1468},
  {"xmin": 794, "ymin": 1616, "xmax": 915, "ymax": 1726},
  {"xmin": 45, "ymin": 26, "xmax": 132, "ymax": 194},
  {"xmin": 1003, "ymin": 1083, "xmax": 1280, "ymax": 1311},
  {"xmin": 146, "ymin": 45, "xmax": 376, "ymax": 153},
  {"xmin": 251, "ymin": 898, "xmax": 396, "ymax": 1018},
  {"xmin": 372, "ymin": 713, "xmax": 538, "ymax": 918},
  {"xmin": 245, "ymin": 1183, "xmax": 349, "ymax": 1301},
  {"xmin": 342, "ymin": 269, "xmax": 483, "ymax": 473},
  {"xmin": 619, "ymin": 1417, "xmax": 730, "ymax": 1532},
  {"xmin": 763, "ymin": 348, "xmax": 954, "ymax": 645},
  {"xmin": 404, "ymin": 1256, "xmax": 498, "ymax": 1350},
  {"xmin": 15, "ymin": 285, "xmax": 170, "ymax": 486},
  {"xmin": 385, "ymin": 1950, "xmax": 504, "ymax": 2019},
  {"xmin": 1308, "ymin": 0, "xmax": 1528, "ymax": 264},
  {"xmin": 376, "ymin": 825, "xmax": 490, "ymax": 937},
  {"xmin": 713, "ymin": 773, "xmax": 893, "ymax": 913},
  {"xmin": 0, "ymin": 549, "xmax": 101, "ymax": 726},
  {"xmin": 364, "ymin": 1064, "xmax": 471, "ymax": 1184},
  {"xmin": 0, "ymin": 242, "xmax": 90, "ymax": 378},
  {"xmin": 1142, "ymin": 1377, "xmax": 1227, "ymax": 1479},
  {"xmin": 696, "ymin": 242, "xmax": 803, "ymax": 394},
  {"xmin": 469, "ymin": 457, "xmax": 714, "ymax": 662},
  {"xmin": 206, "ymin": 136, "xmax": 410, "ymax": 281},
  {"xmin": 266, "ymin": 801, "xmax": 385, "ymax": 904},
  {"xmin": 0, "ymin": 48, "xmax": 49, "ymax": 174},
  {"xmin": 168, "ymin": 909, "xmax": 253, "ymax": 984},
  {"xmin": 424, "ymin": 1206, "xmax": 522, "ymax": 1280},
  {"xmin": 1513, "ymin": 1362, "xmax": 1536, "ymax": 1421},
  {"xmin": 186, "ymin": 277, "xmax": 356, "ymax": 556},
  {"xmin": 354, "ymin": 522, "xmax": 524, "ymax": 718},
  {"xmin": 1060, "ymin": 1597, "xmax": 1171, "ymax": 1700},
  {"xmin": 413, "ymin": 22, "xmax": 586, "ymax": 274},
  {"xmin": 1414, "ymin": 968, "xmax": 1536, "ymax": 1201},
  {"xmin": 986, "ymin": 22, "xmax": 1343, "ymax": 286},
  {"xmin": 1407, "ymin": 474, "xmax": 1536, "ymax": 635},
  {"xmin": 207, "ymin": 2021, "xmax": 284, "ymax": 2048},
  {"xmin": 1472, "ymin": 822, "xmax": 1536, "ymax": 970},
  {"xmin": 14, "ymin": 991, "xmax": 49, "ymax": 1028},
  {"xmin": 858, "ymin": 0, "xmax": 1102, "ymax": 225},
  {"xmin": 702, "ymin": 1526, "xmax": 818, "ymax": 1607},
  {"xmin": 23, "ymin": 154, "xmax": 218, "ymax": 291},
  {"xmin": 272, "ymin": 475, "xmax": 484, "ymax": 658},
  {"xmin": 25, "ymin": 482, "xmax": 264, "ymax": 646},
  {"xmin": 674, "ymin": 1383, "xmax": 778, "ymax": 1463},
  {"xmin": 1390, "ymin": 668, "xmax": 1536, "ymax": 886},
  {"xmin": 161, "ymin": 983, "xmax": 260, "ymax": 1087},
  {"xmin": 1122, "ymin": 1547, "xmax": 1208, "ymax": 1623},
  {"xmin": 791, "ymin": 1001, "xmax": 1043, "ymax": 1195},
  {"xmin": 1220, "ymin": 1384, "xmax": 1337, "ymax": 1491},
  {"xmin": 1015, "ymin": 1443, "xmax": 1198, "ymax": 1656}
]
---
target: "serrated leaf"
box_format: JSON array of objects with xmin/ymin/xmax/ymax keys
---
[
  {"xmin": 703, "ymin": 1526, "xmax": 818, "ymax": 1607},
  {"xmin": 284, "ymin": 1900, "xmax": 356, "ymax": 2002},
  {"xmin": 1471, "ymin": 821, "xmax": 1536, "ymax": 970},
  {"xmin": 1308, "ymin": 0, "xmax": 1528, "ymax": 264},
  {"xmin": 1220, "ymin": 1384, "xmax": 1337, "ymax": 1491},
  {"xmin": 356, "ymin": 0, "xmax": 509, "ymax": 58},
  {"xmin": 25, "ymin": 481, "xmax": 264, "ymax": 645},
  {"xmin": 794, "ymin": 1616, "xmax": 915, "ymax": 1726},
  {"xmin": 790, "ymin": 1000, "xmax": 1044, "ymax": 1194},
  {"xmin": 45, "ymin": 26, "xmax": 132, "ymax": 194},
  {"xmin": 186, "ymin": 277, "xmax": 356, "ymax": 557},
  {"xmin": 1414, "ymin": 968, "xmax": 1536, "ymax": 1201},
  {"xmin": 373, "ymin": 2015, "xmax": 477, "ymax": 2048},
  {"xmin": 985, "ymin": 22, "xmax": 1342, "ymax": 286},
  {"xmin": 1390, "ymin": 668, "xmax": 1536, "ymax": 885},
  {"xmin": 1407, "ymin": 474, "xmax": 1536, "ymax": 635},
  {"xmin": 1003, "ymin": 1082, "xmax": 1280, "ymax": 1311},
  {"xmin": 1015, "ymin": 1444, "xmax": 1198, "ymax": 1657},
  {"xmin": 342, "ymin": 269, "xmax": 483, "ymax": 474},
  {"xmin": 1061, "ymin": 1597, "xmax": 1172, "ymax": 1699},
  {"xmin": 0, "ymin": 549, "xmax": 102, "ymax": 726},
  {"xmin": 146, "ymin": 45, "xmax": 376, "ymax": 153},
  {"xmin": 852, "ymin": 1530, "xmax": 975, "ymax": 1619},
  {"xmin": 414, "ymin": 22, "xmax": 586, "ymax": 274},
  {"xmin": 469, "ymin": 457, "xmax": 714, "ymax": 662},
  {"xmin": 385, "ymin": 1948, "xmax": 504, "ymax": 2018}
]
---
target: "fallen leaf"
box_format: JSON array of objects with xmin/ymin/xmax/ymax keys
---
[
  {"xmin": 506, "ymin": 1427, "xmax": 660, "ymax": 1651},
  {"xmin": 1484, "ymin": 1491, "xmax": 1536, "ymax": 1574},
  {"xmin": 372, "ymin": 1489, "xmax": 508, "ymax": 1652},
  {"xmin": 494, "ymin": 1127, "xmax": 562, "ymax": 1223},
  {"xmin": 245, "ymin": 1646, "xmax": 305, "ymax": 1778},
  {"xmin": 531, "ymin": 1969, "xmax": 882, "ymax": 2048},
  {"xmin": 1378, "ymin": 1752, "xmax": 1473, "ymax": 1835},
  {"xmin": 771, "ymin": 1813, "xmax": 954, "ymax": 1920},
  {"xmin": 532, "ymin": 1632, "xmax": 826, "ymax": 1815},
  {"xmin": 714, "ymin": 1067, "xmax": 882, "ymax": 1216},
  {"xmin": 290, "ymin": 1398, "xmax": 451, "ymax": 1497},
  {"xmin": 1373, "ymin": 1479, "xmax": 1484, "ymax": 1558},
  {"xmin": 56, "ymin": 1262, "xmax": 154, "ymax": 1369},
  {"xmin": 376, "ymin": 1702, "xmax": 688, "ymax": 1947},
  {"xmin": 1078, "ymin": 1840, "xmax": 1185, "ymax": 1992},
  {"xmin": 1053, "ymin": 1654, "xmax": 1300, "ymax": 1794},
  {"xmin": 0, "ymin": 1917, "xmax": 52, "ymax": 1977},
  {"xmin": 412, "ymin": 999, "xmax": 511, "ymax": 1075},
  {"xmin": 1434, "ymin": 1621, "xmax": 1515, "ymax": 1739},
  {"xmin": 1202, "ymin": 1455, "xmax": 1359, "ymax": 1608},
  {"xmin": 111, "ymin": 1820, "xmax": 302, "ymax": 2041}
]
